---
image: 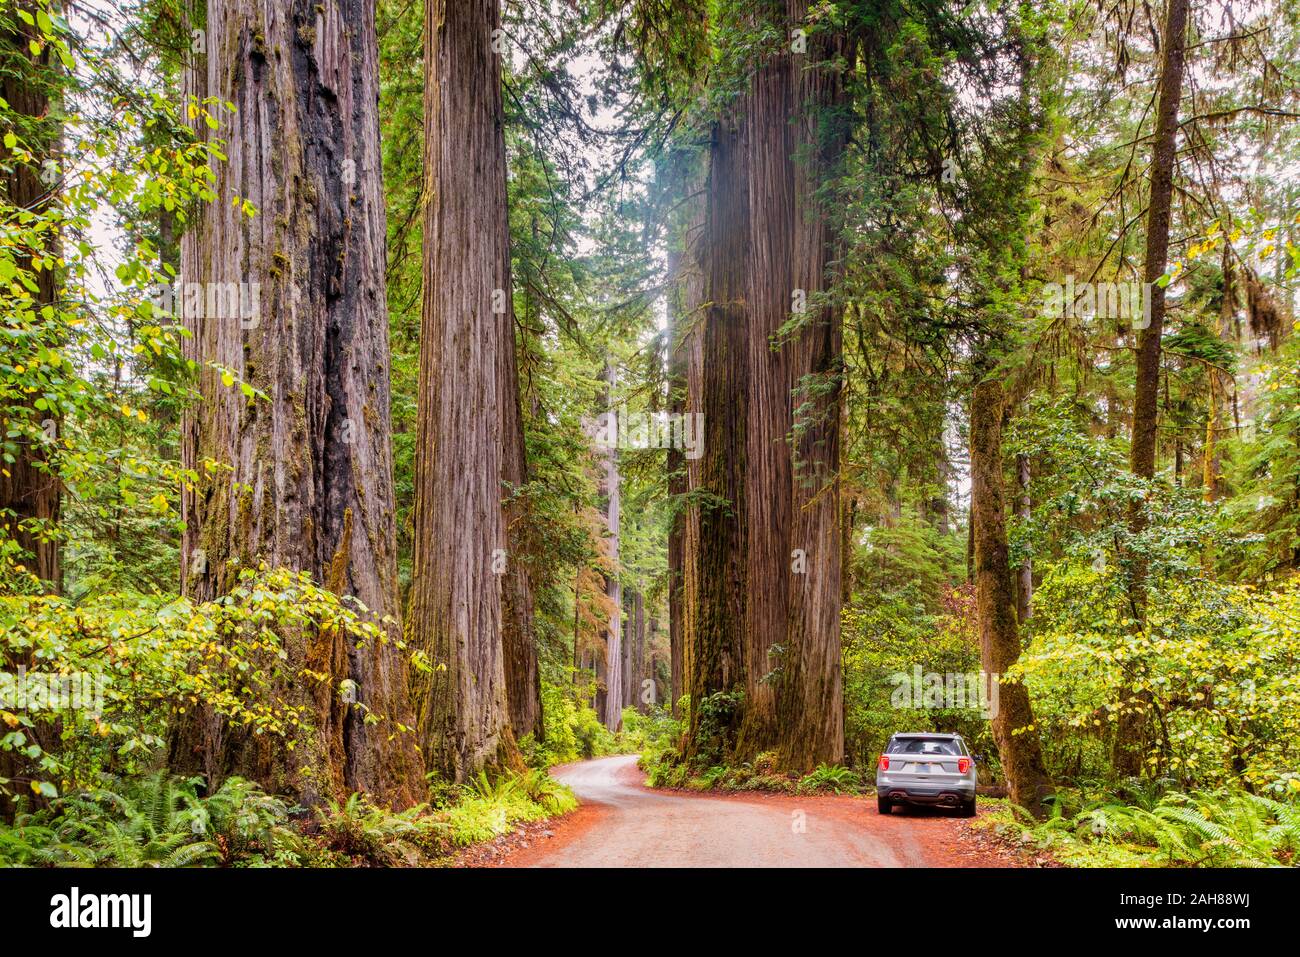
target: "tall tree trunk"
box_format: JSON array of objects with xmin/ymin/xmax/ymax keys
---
[
  {"xmin": 687, "ymin": 114, "xmax": 749, "ymax": 758},
  {"xmin": 685, "ymin": 2, "xmax": 848, "ymax": 769},
  {"xmin": 1130, "ymin": 0, "xmax": 1189, "ymax": 485},
  {"xmin": 777, "ymin": 6, "xmax": 848, "ymax": 769},
  {"xmin": 178, "ymin": 0, "xmax": 421, "ymax": 806},
  {"xmin": 630, "ymin": 588, "xmax": 646, "ymax": 708},
  {"xmin": 735, "ymin": 29, "xmax": 795, "ymax": 758},
  {"xmin": 1202, "ymin": 254, "xmax": 1235, "ymax": 506},
  {"xmin": 0, "ymin": 7, "xmax": 61, "ymax": 591},
  {"xmin": 409, "ymin": 0, "xmax": 522, "ymax": 781},
  {"xmin": 0, "ymin": 2, "xmax": 63, "ymax": 820},
  {"xmin": 1119, "ymin": 0, "xmax": 1189, "ymax": 776},
  {"xmin": 620, "ymin": 589, "xmax": 632, "ymax": 708},
  {"xmin": 971, "ymin": 378, "xmax": 1051, "ymax": 817},
  {"xmin": 667, "ymin": 213, "xmax": 687, "ymax": 719},
  {"xmin": 501, "ymin": 333, "xmax": 542, "ymax": 742}
]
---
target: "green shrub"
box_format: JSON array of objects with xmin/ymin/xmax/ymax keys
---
[
  {"xmin": 842, "ymin": 584, "xmax": 994, "ymax": 771},
  {"xmin": 0, "ymin": 566, "xmax": 414, "ymax": 805},
  {"xmin": 1017, "ymin": 571, "xmax": 1300, "ymax": 793},
  {"xmin": 618, "ymin": 705, "xmax": 679, "ymax": 750},
  {"xmin": 522, "ymin": 681, "xmax": 618, "ymax": 767}
]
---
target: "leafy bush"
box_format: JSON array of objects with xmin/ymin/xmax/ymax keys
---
[
  {"xmin": 688, "ymin": 690, "xmax": 744, "ymax": 768},
  {"xmin": 1017, "ymin": 569, "xmax": 1300, "ymax": 793},
  {"xmin": 0, "ymin": 565, "xmax": 412, "ymax": 805},
  {"xmin": 618, "ymin": 705, "xmax": 679, "ymax": 751},
  {"xmin": 520, "ymin": 680, "xmax": 618, "ymax": 767}
]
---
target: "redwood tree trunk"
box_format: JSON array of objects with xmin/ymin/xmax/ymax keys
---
[
  {"xmin": 501, "ymin": 339, "xmax": 542, "ymax": 742},
  {"xmin": 178, "ymin": 0, "xmax": 421, "ymax": 806},
  {"xmin": 688, "ymin": 1, "xmax": 847, "ymax": 770},
  {"xmin": 625, "ymin": 588, "xmax": 644, "ymax": 709},
  {"xmin": 409, "ymin": 0, "xmax": 523, "ymax": 781},
  {"xmin": 0, "ymin": 8, "xmax": 61, "ymax": 591},
  {"xmin": 777, "ymin": 5, "xmax": 848, "ymax": 769},
  {"xmin": 971, "ymin": 378, "xmax": 1051, "ymax": 817},
  {"xmin": 736, "ymin": 33, "xmax": 795, "ymax": 758},
  {"xmin": 686, "ymin": 114, "xmax": 749, "ymax": 759}
]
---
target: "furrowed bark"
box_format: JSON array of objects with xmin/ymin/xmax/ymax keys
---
[
  {"xmin": 501, "ymin": 328, "xmax": 542, "ymax": 742},
  {"xmin": 687, "ymin": 114, "xmax": 749, "ymax": 758},
  {"xmin": 736, "ymin": 27, "xmax": 795, "ymax": 758},
  {"xmin": 683, "ymin": 2, "xmax": 848, "ymax": 769},
  {"xmin": 177, "ymin": 0, "xmax": 421, "ymax": 807},
  {"xmin": 409, "ymin": 0, "xmax": 522, "ymax": 781},
  {"xmin": 777, "ymin": 3, "xmax": 848, "ymax": 769}
]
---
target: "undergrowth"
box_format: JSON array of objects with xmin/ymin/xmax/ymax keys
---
[
  {"xmin": 973, "ymin": 785, "xmax": 1300, "ymax": 867},
  {"xmin": 0, "ymin": 767, "xmax": 577, "ymax": 868}
]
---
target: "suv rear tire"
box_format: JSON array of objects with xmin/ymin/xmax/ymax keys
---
[
  {"xmin": 959, "ymin": 796, "xmax": 976, "ymax": 818},
  {"xmin": 877, "ymin": 796, "xmax": 892, "ymax": 814}
]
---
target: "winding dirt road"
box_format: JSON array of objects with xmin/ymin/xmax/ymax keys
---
[{"xmin": 482, "ymin": 755, "xmax": 1019, "ymax": 868}]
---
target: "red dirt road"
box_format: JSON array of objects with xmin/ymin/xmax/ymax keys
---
[{"xmin": 482, "ymin": 755, "xmax": 1025, "ymax": 868}]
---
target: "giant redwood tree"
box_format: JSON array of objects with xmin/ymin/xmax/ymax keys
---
[
  {"xmin": 685, "ymin": 1, "xmax": 847, "ymax": 771},
  {"xmin": 177, "ymin": 0, "xmax": 421, "ymax": 806},
  {"xmin": 408, "ymin": 0, "xmax": 527, "ymax": 780}
]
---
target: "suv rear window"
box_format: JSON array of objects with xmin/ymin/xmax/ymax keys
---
[{"xmin": 888, "ymin": 737, "xmax": 962, "ymax": 756}]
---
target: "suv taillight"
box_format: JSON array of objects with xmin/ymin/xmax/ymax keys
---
[
  {"xmin": 958, "ymin": 758, "xmax": 971, "ymax": 773},
  {"xmin": 878, "ymin": 755, "xmax": 889, "ymax": 771}
]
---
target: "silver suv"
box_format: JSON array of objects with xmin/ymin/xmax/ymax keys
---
[{"xmin": 876, "ymin": 732, "xmax": 977, "ymax": 817}]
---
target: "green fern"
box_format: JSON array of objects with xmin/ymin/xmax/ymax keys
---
[{"xmin": 1004, "ymin": 786, "xmax": 1300, "ymax": 867}]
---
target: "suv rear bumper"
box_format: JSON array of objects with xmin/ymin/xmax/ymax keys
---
[{"xmin": 878, "ymin": 781, "xmax": 975, "ymax": 806}]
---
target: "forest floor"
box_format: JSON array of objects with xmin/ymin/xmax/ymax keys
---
[{"xmin": 459, "ymin": 755, "xmax": 1046, "ymax": 868}]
